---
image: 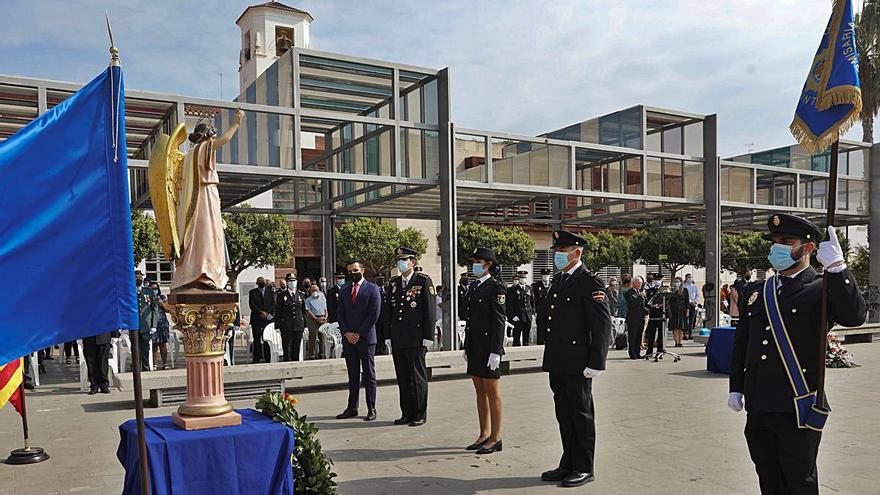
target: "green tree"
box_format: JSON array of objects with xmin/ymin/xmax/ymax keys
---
[
  {"xmin": 579, "ymin": 229, "xmax": 633, "ymax": 270},
  {"xmin": 631, "ymin": 229, "xmax": 705, "ymax": 277},
  {"xmin": 335, "ymin": 218, "xmax": 428, "ymax": 276},
  {"xmin": 224, "ymin": 205, "xmax": 294, "ymax": 290},
  {"xmin": 856, "ymin": 0, "xmax": 880, "ymax": 142},
  {"xmin": 131, "ymin": 210, "xmax": 160, "ymax": 265},
  {"xmin": 721, "ymin": 231, "xmax": 771, "ymax": 274},
  {"xmin": 454, "ymin": 222, "xmax": 535, "ymax": 267},
  {"xmin": 851, "ymin": 244, "xmax": 870, "ymax": 289}
]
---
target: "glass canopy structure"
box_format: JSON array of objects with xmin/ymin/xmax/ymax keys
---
[{"xmin": 0, "ymin": 46, "xmax": 876, "ymax": 345}]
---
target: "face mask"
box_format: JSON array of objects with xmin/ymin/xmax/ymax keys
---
[
  {"xmin": 542, "ymin": 276, "xmax": 550, "ymax": 283},
  {"xmin": 349, "ymin": 272, "xmax": 363, "ymax": 283},
  {"xmin": 319, "ymin": 282, "xmax": 326, "ymax": 288},
  {"xmin": 472, "ymin": 263, "xmax": 485, "ymax": 277},
  {"xmin": 654, "ymin": 281, "xmax": 661, "ymax": 288},
  {"xmin": 397, "ymin": 260, "xmax": 410, "ymax": 273},
  {"xmin": 135, "ymin": 278, "xmax": 143, "ymax": 287},
  {"xmin": 518, "ymin": 279, "xmax": 527, "ymax": 286},
  {"xmin": 287, "ymin": 280, "xmax": 296, "ymax": 289},
  {"xmin": 554, "ymin": 251, "xmax": 571, "ymax": 270},
  {"xmin": 768, "ymin": 243, "xmax": 799, "ymax": 271},
  {"xmin": 685, "ymin": 278, "xmax": 692, "ymax": 284},
  {"xmin": 311, "ymin": 292, "xmax": 320, "ymax": 299},
  {"xmin": 336, "ymin": 278, "xmax": 345, "ymax": 287},
  {"xmin": 672, "ymin": 282, "xmax": 681, "ymax": 289}
]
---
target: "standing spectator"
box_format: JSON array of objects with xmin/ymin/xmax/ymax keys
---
[
  {"xmin": 336, "ymin": 259, "xmax": 382, "ymax": 421},
  {"xmin": 732, "ymin": 269, "xmax": 751, "ymax": 320},
  {"xmin": 386, "ymin": 247, "xmax": 435, "ymax": 427},
  {"xmin": 327, "ymin": 270, "xmax": 346, "ymax": 324},
  {"xmin": 683, "ymin": 273, "xmax": 700, "ymax": 340},
  {"xmin": 276, "ymin": 273, "xmax": 305, "ymax": 361},
  {"xmin": 506, "ymin": 270, "xmax": 534, "ymax": 346},
  {"xmin": 63, "ymin": 340, "xmax": 79, "ymax": 365},
  {"xmin": 667, "ymin": 277, "xmax": 690, "ymax": 347},
  {"xmin": 277, "ymin": 279, "xmax": 287, "ymax": 293},
  {"xmin": 135, "ymin": 270, "xmax": 158, "ymax": 372},
  {"xmin": 375, "ymin": 275, "xmax": 390, "ymax": 355},
  {"xmin": 645, "ymin": 274, "xmax": 666, "ymax": 355},
  {"xmin": 302, "ymin": 277, "xmax": 312, "ymax": 293},
  {"xmin": 457, "ymin": 272, "xmax": 470, "ymax": 321},
  {"xmin": 318, "ymin": 276, "xmax": 328, "ymax": 294},
  {"xmin": 83, "ymin": 330, "xmax": 117, "ymax": 394},
  {"xmin": 304, "ymin": 284, "xmax": 327, "ymax": 359},
  {"xmin": 462, "ymin": 247, "xmax": 506, "ymax": 454},
  {"xmin": 150, "ymin": 282, "xmax": 172, "ymax": 370},
  {"xmin": 606, "ymin": 277, "xmax": 620, "ymax": 318},
  {"xmin": 532, "ymin": 268, "xmax": 552, "ymax": 345},
  {"xmin": 720, "ymin": 284, "xmax": 730, "ymax": 314},
  {"xmin": 617, "ymin": 273, "xmax": 632, "ymax": 319},
  {"xmin": 624, "ymin": 277, "xmax": 647, "ymax": 359},
  {"xmin": 248, "ymin": 277, "xmax": 275, "ymax": 364}
]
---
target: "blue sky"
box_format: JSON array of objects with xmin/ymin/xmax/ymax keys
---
[{"xmin": 0, "ymin": 0, "xmax": 866, "ymax": 157}]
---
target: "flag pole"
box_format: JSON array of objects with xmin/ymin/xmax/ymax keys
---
[
  {"xmin": 106, "ymin": 11, "xmax": 150, "ymax": 495},
  {"xmin": 5, "ymin": 371, "xmax": 49, "ymax": 464},
  {"xmin": 816, "ymin": 139, "xmax": 839, "ymax": 407}
]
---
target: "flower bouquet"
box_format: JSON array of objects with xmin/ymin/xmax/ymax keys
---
[{"xmin": 826, "ymin": 331, "xmax": 858, "ymax": 368}]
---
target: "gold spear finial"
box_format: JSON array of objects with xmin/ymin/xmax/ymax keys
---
[{"xmin": 106, "ymin": 12, "xmax": 120, "ymax": 67}]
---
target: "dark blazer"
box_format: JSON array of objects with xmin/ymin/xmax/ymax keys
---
[
  {"xmin": 624, "ymin": 287, "xmax": 647, "ymax": 323},
  {"xmin": 531, "ymin": 281, "xmax": 551, "ymax": 317},
  {"xmin": 275, "ymin": 289, "xmax": 305, "ymax": 333},
  {"xmin": 248, "ymin": 286, "xmax": 275, "ymax": 327},
  {"xmin": 506, "ymin": 283, "xmax": 534, "ymax": 324},
  {"xmin": 327, "ymin": 285, "xmax": 342, "ymax": 323},
  {"xmin": 83, "ymin": 330, "xmax": 119, "ymax": 346},
  {"xmin": 463, "ymin": 278, "xmax": 507, "ymax": 358},
  {"xmin": 730, "ymin": 266, "xmax": 865, "ymax": 413},
  {"xmin": 386, "ymin": 272, "xmax": 436, "ymax": 348},
  {"xmin": 542, "ymin": 265, "xmax": 612, "ymax": 375},
  {"xmin": 338, "ymin": 280, "xmax": 382, "ymax": 346},
  {"xmin": 137, "ymin": 286, "xmax": 159, "ymax": 331}
]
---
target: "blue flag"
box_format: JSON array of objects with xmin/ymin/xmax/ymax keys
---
[
  {"xmin": 790, "ymin": 0, "xmax": 862, "ymax": 154},
  {"xmin": 0, "ymin": 66, "xmax": 137, "ymax": 365}
]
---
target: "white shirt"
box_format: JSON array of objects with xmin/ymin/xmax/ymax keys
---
[
  {"xmin": 402, "ymin": 271, "xmax": 413, "ymax": 287},
  {"xmin": 775, "ymin": 265, "xmax": 809, "ymax": 289},
  {"xmin": 564, "ymin": 260, "xmax": 584, "ymax": 276},
  {"xmin": 476, "ymin": 272, "xmax": 492, "ymax": 286}
]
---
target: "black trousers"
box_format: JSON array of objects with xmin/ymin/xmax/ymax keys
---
[
  {"xmin": 64, "ymin": 341, "xmax": 79, "ymax": 358},
  {"xmin": 686, "ymin": 305, "xmax": 697, "ymax": 338},
  {"xmin": 535, "ymin": 312, "xmax": 548, "ymax": 345},
  {"xmin": 343, "ymin": 342, "xmax": 376, "ymax": 411},
  {"xmin": 83, "ymin": 342, "xmax": 111, "ymax": 391},
  {"xmin": 626, "ymin": 317, "xmax": 644, "ymax": 359},
  {"xmin": 138, "ymin": 330, "xmax": 151, "ymax": 371},
  {"xmin": 392, "ymin": 346, "xmax": 428, "ymax": 421},
  {"xmin": 745, "ymin": 412, "xmax": 821, "ymax": 495},
  {"xmin": 645, "ymin": 319, "xmax": 664, "ymax": 354},
  {"xmin": 549, "ymin": 373, "xmax": 596, "ymax": 474},
  {"xmin": 512, "ymin": 320, "xmax": 531, "ymax": 346},
  {"xmin": 251, "ymin": 323, "xmax": 267, "ymax": 363},
  {"xmin": 281, "ymin": 327, "xmax": 303, "ymax": 361}
]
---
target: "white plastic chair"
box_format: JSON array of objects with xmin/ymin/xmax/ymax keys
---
[
  {"xmin": 117, "ymin": 332, "xmax": 153, "ymax": 372},
  {"xmin": 299, "ymin": 328, "xmax": 309, "ymax": 361},
  {"xmin": 503, "ymin": 321, "xmax": 514, "ymax": 347},
  {"xmin": 318, "ymin": 322, "xmax": 342, "ymax": 359},
  {"xmin": 77, "ymin": 338, "xmax": 120, "ymax": 391},
  {"xmin": 30, "ymin": 351, "xmax": 39, "ymax": 387},
  {"xmin": 456, "ymin": 320, "xmax": 466, "ymax": 349},
  {"xmin": 719, "ymin": 312, "xmax": 732, "ymax": 328},
  {"xmin": 262, "ymin": 323, "xmax": 282, "ymax": 363}
]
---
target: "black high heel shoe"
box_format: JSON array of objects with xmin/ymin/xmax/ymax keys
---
[
  {"xmin": 465, "ymin": 438, "xmax": 489, "ymax": 451},
  {"xmin": 476, "ymin": 439, "xmax": 502, "ymax": 454}
]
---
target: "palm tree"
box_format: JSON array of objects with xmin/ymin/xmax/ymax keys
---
[{"xmin": 856, "ymin": 0, "xmax": 880, "ymax": 143}]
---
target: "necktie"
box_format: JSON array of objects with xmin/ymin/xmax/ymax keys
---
[{"xmin": 352, "ymin": 283, "xmax": 359, "ymax": 304}]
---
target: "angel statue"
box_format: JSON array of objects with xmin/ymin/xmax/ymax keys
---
[{"xmin": 148, "ymin": 109, "xmax": 244, "ymax": 292}]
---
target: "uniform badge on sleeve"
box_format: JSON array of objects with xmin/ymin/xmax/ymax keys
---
[
  {"xmin": 747, "ymin": 292, "xmax": 759, "ymax": 306},
  {"xmin": 497, "ymin": 294, "xmax": 506, "ymax": 304},
  {"xmin": 428, "ymin": 285, "xmax": 436, "ymax": 296},
  {"xmin": 592, "ymin": 291, "xmax": 606, "ymax": 302}
]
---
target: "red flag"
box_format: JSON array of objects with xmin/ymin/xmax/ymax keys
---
[{"xmin": 0, "ymin": 358, "xmax": 24, "ymax": 416}]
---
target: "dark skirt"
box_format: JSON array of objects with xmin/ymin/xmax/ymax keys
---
[
  {"xmin": 667, "ymin": 291, "xmax": 690, "ymax": 330},
  {"xmin": 467, "ymin": 354, "xmax": 501, "ymax": 379}
]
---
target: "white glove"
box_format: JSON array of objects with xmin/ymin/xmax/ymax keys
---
[
  {"xmin": 512, "ymin": 316, "xmax": 520, "ymax": 322},
  {"xmin": 421, "ymin": 339, "xmax": 433, "ymax": 348},
  {"xmin": 150, "ymin": 328, "xmax": 157, "ymax": 335},
  {"xmin": 462, "ymin": 350, "xmax": 468, "ymax": 362},
  {"xmin": 487, "ymin": 353, "xmax": 501, "ymax": 371},
  {"xmin": 817, "ymin": 226, "xmax": 846, "ymax": 272},
  {"xmin": 728, "ymin": 392, "xmax": 744, "ymax": 412},
  {"xmin": 385, "ymin": 339, "xmax": 391, "ymax": 350},
  {"xmin": 582, "ymin": 367, "xmax": 602, "ymax": 379}
]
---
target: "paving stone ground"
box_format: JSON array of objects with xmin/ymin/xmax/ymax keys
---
[{"xmin": 1, "ymin": 340, "xmax": 878, "ymax": 495}]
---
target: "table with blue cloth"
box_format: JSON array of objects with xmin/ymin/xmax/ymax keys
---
[
  {"xmin": 706, "ymin": 326, "xmax": 737, "ymax": 374},
  {"xmin": 117, "ymin": 409, "xmax": 294, "ymax": 495}
]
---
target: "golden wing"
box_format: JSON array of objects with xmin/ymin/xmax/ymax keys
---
[{"xmin": 147, "ymin": 123, "xmax": 188, "ymax": 261}]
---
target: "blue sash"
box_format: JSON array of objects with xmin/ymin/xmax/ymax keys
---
[{"xmin": 762, "ymin": 276, "xmax": 829, "ymax": 431}]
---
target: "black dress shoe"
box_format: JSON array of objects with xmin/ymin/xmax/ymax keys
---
[
  {"xmin": 394, "ymin": 417, "xmax": 411, "ymax": 425},
  {"xmin": 476, "ymin": 439, "xmax": 502, "ymax": 454},
  {"xmin": 336, "ymin": 409, "xmax": 358, "ymax": 419},
  {"xmin": 364, "ymin": 409, "xmax": 377, "ymax": 421},
  {"xmin": 541, "ymin": 467, "xmax": 571, "ymax": 482},
  {"xmin": 100, "ymin": 387, "xmax": 111, "ymax": 394},
  {"xmin": 408, "ymin": 418, "xmax": 426, "ymax": 427},
  {"xmin": 561, "ymin": 472, "xmax": 594, "ymax": 487},
  {"xmin": 465, "ymin": 438, "xmax": 489, "ymax": 451},
  {"xmin": 88, "ymin": 389, "xmax": 97, "ymax": 396}
]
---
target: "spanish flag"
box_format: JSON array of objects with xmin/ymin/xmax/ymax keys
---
[
  {"xmin": 790, "ymin": 0, "xmax": 862, "ymax": 153},
  {"xmin": 0, "ymin": 358, "xmax": 24, "ymax": 415}
]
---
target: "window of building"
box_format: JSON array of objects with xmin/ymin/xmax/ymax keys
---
[
  {"xmin": 144, "ymin": 256, "xmax": 174, "ymax": 286},
  {"xmin": 243, "ymin": 31, "xmax": 251, "ymax": 61}
]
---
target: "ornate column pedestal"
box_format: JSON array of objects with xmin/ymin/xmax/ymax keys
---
[{"xmin": 168, "ymin": 291, "xmax": 241, "ymax": 431}]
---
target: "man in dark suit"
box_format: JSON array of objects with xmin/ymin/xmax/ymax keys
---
[
  {"xmin": 507, "ymin": 270, "xmax": 535, "ymax": 346},
  {"xmin": 327, "ymin": 270, "xmax": 346, "ymax": 324},
  {"xmin": 624, "ymin": 277, "xmax": 647, "ymax": 359},
  {"xmin": 532, "ymin": 268, "xmax": 552, "ymax": 345},
  {"xmin": 135, "ymin": 270, "xmax": 158, "ymax": 372},
  {"xmin": 541, "ymin": 231, "xmax": 611, "ymax": 488},
  {"xmin": 386, "ymin": 247, "xmax": 436, "ymax": 427},
  {"xmin": 457, "ymin": 273, "xmax": 470, "ymax": 321},
  {"xmin": 275, "ymin": 272, "xmax": 305, "ymax": 361},
  {"xmin": 730, "ymin": 214, "xmax": 865, "ymax": 494},
  {"xmin": 248, "ymin": 276, "xmax": 276, "ymax": 363},
  {"xmin": 336, "ymin": 259, "xmax": 382, "ymax": 421},
  {"xmin": 645, "ymin": 273, "xmax": 666, "ymax": 355},
  {"xmin": 83, "ymin": 330, "xmax": 118, "ymax": 394}
]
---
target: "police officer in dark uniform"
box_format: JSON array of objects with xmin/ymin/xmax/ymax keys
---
[
  {"xmin": 276, "ymin": 272, "xmax": 306, "ymax": 361},
  {"xmin": 729, "ymin": 214, "xmax": 865, "ymax": 494},
  {"xmin": 532, "ymin": 268, "xmax": 552, "ymax": 345},
  {"xmin": 327, "ymin": 270, "xmax": 346, "ymax": 324},
  {"xmin": 541, "ymin": 231, "xmax": 611, "ymax": 487},
  {"xmin": 457, "ymin": 273, "xmax": 470, "ymax": 321},
  {"xmin": 386, "ymin": 247, "xmax": 436, "ymax": 427},
  {"xmin": 506, "ymin": 270, "xmax": 535, "ymax": 346},
  {"xmin": 135, "ymin": 270, "xmax": 158, "ymax": 372}
]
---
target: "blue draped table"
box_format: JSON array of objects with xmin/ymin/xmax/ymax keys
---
[
  {"xmin": 117, "ymin": 408, "xmax": 294, "ymax": 495},
  {"xmin": 706, "ymin": 326, "xmax": 737, "ymax": 374}
]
